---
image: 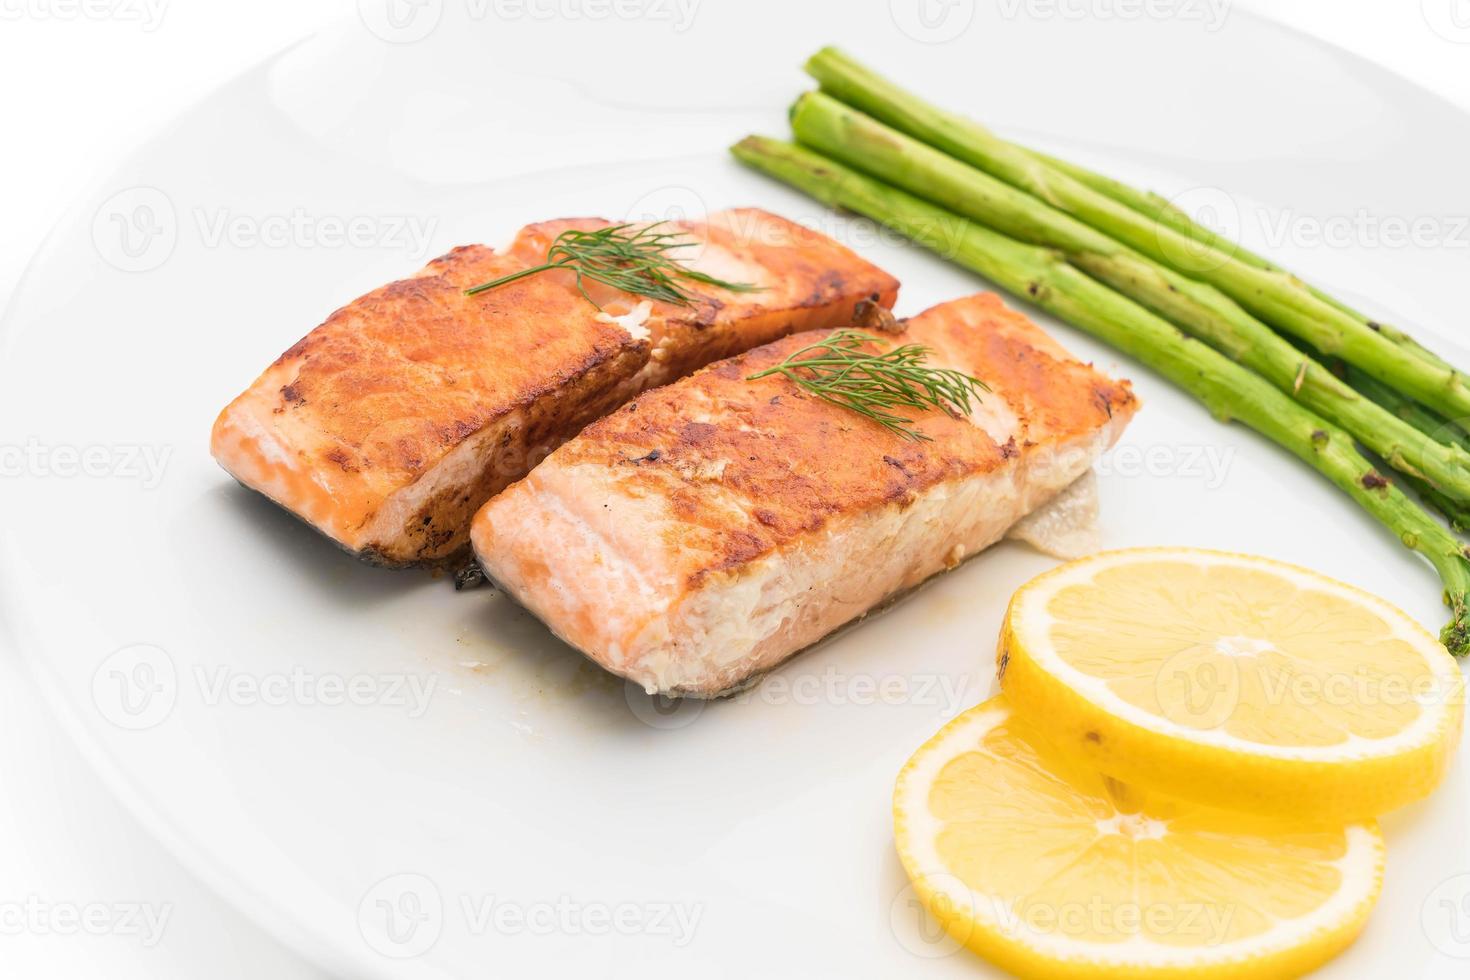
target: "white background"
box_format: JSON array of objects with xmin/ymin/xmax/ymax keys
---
[{"xmin": 1, "ymin": 1, "xmax": 1467, "ymax": 977}]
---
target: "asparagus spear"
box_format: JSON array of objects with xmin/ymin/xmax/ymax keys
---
[
  {"xmin": 1339, "ymin": 363, "xmax": 1470, "ymax": 531},
  {"xmin": 803, "ymin": 47, "xmax": 1470, "ymax": 426},
  {"xmin": 788, "ymin": 91, "xmax": 1470, "ymax": 501},
  {"xmin": 1407, "ymin": 475, "xmax": 1470, "ymax": 535},
  {"xmin": 730, "ymin": 135, "xmax": 1470, "ymax": 652},
  {"xmin": 1342, "ymin": 362, "xmax": 1470, "ymax": 452},
  {"xmin": 1026, "ymin": 147, "xmax": 1460, "ymax": 375}
]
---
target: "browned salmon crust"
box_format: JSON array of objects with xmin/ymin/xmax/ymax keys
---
[
  {"xmin": 472, "ymin": 293, "xmax": 1138, "ymax": 696},
  {"xmin": 210, "ymin": 209, "xmax": 899, "ymax": 565}
]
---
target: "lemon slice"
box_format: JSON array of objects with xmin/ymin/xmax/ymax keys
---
[
  {"xmin": 999, "ymin": 548, "xmax": 1464, "ymax": 819},
  {"xmin": 893, "ymin": 695, "xmax": 1384, "ymax": 980}
]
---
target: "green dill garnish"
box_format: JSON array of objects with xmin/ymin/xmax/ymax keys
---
[
  {"xmin": 747, "ymin": 329, "xmax": 988, "ymax": 441},
  {"xmin": 464, "ymin": 222, "xmax": 760, "ymax": 308}
]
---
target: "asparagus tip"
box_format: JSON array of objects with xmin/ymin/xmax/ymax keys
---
[
  {"xmin": 729, "ymin": 135, "xmax": 765, "ymax": 159},
  {"xmin": 804, "ymin": 45, "xmax": 841, "ymax": 71},
  {"xmin": 788, "ymin": 90, "xmax": 815, "ymax": 124},
  {"xmin": 1440, "ymin": 590, "xmax": 1470, "ymax": 656}
]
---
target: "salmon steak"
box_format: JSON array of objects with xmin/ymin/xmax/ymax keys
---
[
  {"xmin": 210, "ymin": 209, "xmax": 899, "ymax": 566},
  {"xmin": 472, "ymin": 293, "xmax": 1138, "ymax": 697}
]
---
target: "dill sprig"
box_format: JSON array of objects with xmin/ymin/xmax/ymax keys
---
[
  {"xmin": 747, "ymin": 329, "xmax": 989, "ymax": 441},
  {"xmin": 464, "ymin": 222, "xmax": 760, "ymax": 308}
]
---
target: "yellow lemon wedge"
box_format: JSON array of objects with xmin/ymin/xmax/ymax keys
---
[
  {"xmin": 998, "ymin": 548, "xmax": 1464, "ymax": 819},
  {"xmin": 893, "ymin": 695, "xmax": 1384, "ymax": 980}
]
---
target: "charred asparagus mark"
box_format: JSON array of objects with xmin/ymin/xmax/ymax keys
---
[{"xmin": 1361, "ymin": 471, "xmax": 1390, "ymax": 490}]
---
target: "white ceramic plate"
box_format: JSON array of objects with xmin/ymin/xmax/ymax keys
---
[{"xmin": 3, "ymin": 4, "xmax": 1468, "ymax": 977}]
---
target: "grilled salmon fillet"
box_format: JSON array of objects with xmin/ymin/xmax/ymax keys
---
[
  {"xmin": 472, "ymin": 293, "xmax": 1138, "ymax": 696},
  {"xmin": 210, "ymin": 209, "xmax": 898, "ymax": 565}
]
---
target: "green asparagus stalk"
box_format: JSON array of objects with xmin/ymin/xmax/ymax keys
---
[
  {"xmin": 1408, "ymin": 476, "xmax": 1470, "ymax": 535},
  {"xmin": 1343, "ymin": 362, "xmax": 1470, "ymax": 452},
  {"xmin": 730, "ymin": 135, "xmax": 1470, "ymax": 653},
  {"xmin": 1027, "ymin": 150, "xmax": 1312, "ymax": 280},
  {"xmin": 1339, "ymin": 363, "xmax": 1470, "ymax": 531},
  {"xmin": 1025, "ymin": 147, "xmax": 1460, "ymax": 375},
  {"xmin": 803, "ymin": 47, "xmax": 1470, "ymax": 427},
  {"xmin": 788, "ymin": 91, "xmax": 1470, "ymax": 501}
]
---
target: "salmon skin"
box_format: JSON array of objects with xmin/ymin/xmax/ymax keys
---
[
  {"xmin": 472, "ymin": 293, "xmax": 1138, "ymax": 698},
  {"xmin": 210, "ymin": 209, "xmax": 899, "ymax": 566}
]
